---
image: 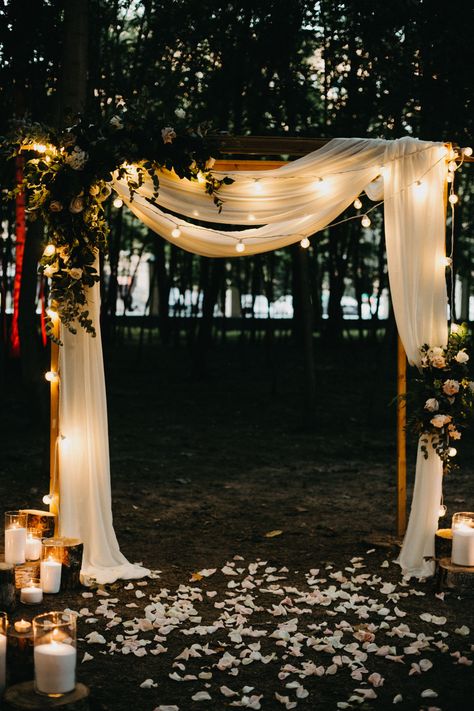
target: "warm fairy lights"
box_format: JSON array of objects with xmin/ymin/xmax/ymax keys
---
[
  {"xmin": 300, "ymin": 237, "xmax": 310, "ymax": 249},
  {"xmin": 43, "ymin": 244, "xmax": 56, "ymax": 257},
  {"xmin": 235, "ymin": 240, "xmax": 245, "ymax": 253},
  {"xmin": 463, "ymin": 146, "xmax": 473, "ymax": 157},
  {"xmin": 448, "ymin": 193, "xmax": 459, "ymax": 205},
  {"xmin": 353, "ymin": 198, "xmax": 362, "ymax": 210},
  {"xmin": 171, "ymin": 226, "xmax": 182, "ymax": 238},
  {"xmin": 45, "ymin": 371, "xmax": 59, "ymax": 383},
  {"xmin": 42, "ymin": 494, "xmax": 53, "ymax": 506},
  {"xmin": 442, "ymin": 256, "xmax": 453, "ymax": 268},
  {"xmin": 253, "ymin": 180, "xmax": 263, "ymax": 194},
  {"xmin": 113, "ymin": 197, "xmax": 123, "ymax": 208},
  {"xmin": 361, "ymin": 215, "xmax": 371, "ymax": 228}
]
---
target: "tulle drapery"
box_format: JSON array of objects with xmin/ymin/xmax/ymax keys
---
[{"xmin": 57, "ymin": 137, "xmax": 449, "ymax": 583}]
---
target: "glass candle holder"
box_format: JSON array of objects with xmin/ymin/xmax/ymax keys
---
[
  {"xmin": 40, "ymin": 541, "xmax": 62, "ymax": 594},
  {"xmin": 0, "ymin": 612, "xmax": 7, "ymax": 695},
  {"xmin": 33, "ymin": 611, "xmax": 77, "ymax": 697},
  {"xmin": 20, "ymin": 578, "xmax": 43, "ymax": 605},
  {"xmin": 452, "ymin": 512, "xmax": 474, "ymax": 566},
  {"xmin": 25, "ymin": 528, "xmax": 42, "ymax": 561},
  {"xmin": 4, "ymin": 511, "xmax": 28, "ymax": 565}
]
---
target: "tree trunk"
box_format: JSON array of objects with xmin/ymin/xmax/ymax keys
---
[{"xmin": 59, "ymin": 0, "xmax": 89, "ymax": 121}]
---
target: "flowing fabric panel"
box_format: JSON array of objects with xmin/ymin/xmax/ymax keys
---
[
  {"xmin": 58, "ymin": 278, "xmax": 150, "ymax": 585},
  {"xmin": 56, "ymin": 136, "xmax": 449, "ymax": 584},
  {"xmin": 383, "ymin": 137, "xmax": 449, "ymax": 578}
]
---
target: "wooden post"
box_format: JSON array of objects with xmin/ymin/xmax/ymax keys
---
[
  {"xmin": 49, "ymin": 313, "xmax": 60, "ymax": 532},
  {"xmin": 397, "ymin": 334, "xmax": 407, "ymax": 537}
]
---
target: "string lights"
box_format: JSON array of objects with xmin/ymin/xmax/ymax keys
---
[
  {"xmin": 43, "ymin": 244, "xmax": 56, "ymax": 257},
  {"xmin": 353, "ymin": 198, "xmax": 362, "ymax": 210},
  {"xmin": 253, "ymin": 179, "xmax": 263, "ymax": 194},
  {"xmin": 45, "ymin": 371, "xmax": 59, "ymax": 383},
  {"xmin": 171, "ymin": 226, "xmax": 182, "ymax": 238},
  {"xmin": 113, "ymin": 197, "xmax": 123, "ymax": 208},
  {"xmin": 235, "ymin": 240, "xmax": 245, "ymax": 253},
  {"xmin": 300, "ymin": 237, "xmax": 310, "ymax": 249},
  {"xmin": 361, "ymin": 215, "xmax": 371, "ymax": 228}
]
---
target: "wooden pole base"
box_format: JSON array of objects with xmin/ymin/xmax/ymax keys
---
[{"xmin": 4, "ymin": 682, "xmax": 90, "ymax": 710}]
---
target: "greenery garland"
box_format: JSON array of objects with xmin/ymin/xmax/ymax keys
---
[
  {"xmin": 412, "ymin": 323, "xmax": 474, "ymax": 474},
  {"xmin": 0, "ymin": 109, "xmax": 232, "ymax": 343}
]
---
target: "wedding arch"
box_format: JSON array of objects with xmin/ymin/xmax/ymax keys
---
[{"xmin": 9, "ymin": 128, "xmax": 467, "ymax": 584}]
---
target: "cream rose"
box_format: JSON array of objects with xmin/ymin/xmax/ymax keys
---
[
  {"xmin": 110, "ymin": 115, "xmax": 124, "ymax": 130},
  {"xmin": 43, "ymin": 264, "xmax": 58, "ymax": 278},
  {"xmin": 424, "ymin": 398, "xmax": 439, "ymax": 412},
  {"xmin": 431, "ymin": 355, "xmax": 446, "ymax": 369},
  {"xmin": 65, "ymin": 146, "xmax": 88, "ymax": 170},
  {"xmin": 89, "ymin": 184, "xmax": 100, "ymax": 196},
  {"xmin": 205, "ymin": 157, "xmax": 216, "ymax": 170},
  {"xmin": 68, "ymin": 267, "xmax": 83, "ymax": 280},
  {"xmin": 455, "ymin": 349, "xmax": 469, "ymax": 364},
  {"xmin": 49, "ymin": 200, "xmax": 63, "ymax": 212},
  {"xmin": 442, "ymin": 379, "xmax": 460, "ymax": 396},
  {"xmin": 430, "ymin": 414, "xmax": 452, "ymax": 428},
  {"xmin": 69, "ymin": 196, "xmax": 85, "ymax": 213},
  {"xmin": 161, "ymin": 126, "xmax": 177, "ymax": 144}
]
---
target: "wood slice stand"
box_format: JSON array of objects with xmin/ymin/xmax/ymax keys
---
[
  {"xmin": 19, "ymin": 511, "xmax": 56, "ymax": 539},
  {"xmin": 435, "ymin": 528, "xmax": 452, "ymax": 559},
  {"xmin": 4, "ymin": 682, "xmax": 90, "ymax": 710},
  {"xmin": 437, "ymin": 557, "xmax": 474, "ymax": 594},
  {"xmin": 42, "ymin": 539, "xmax": 83, "ymax": 592}
]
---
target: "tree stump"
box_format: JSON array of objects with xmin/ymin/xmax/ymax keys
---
[
  {"xmin": 437, "ymin": 557, "xmax": 474, "ymax": 595},
  {"xmin": 4, "ymin": 682, "xmax": 90, "ymax": 710},
  {"xmin": 19, "ymin": 511, "xmax": 56, "ymax": 539},
  {"xmin": 41, "ymin": 539, "xmax": 83, "ymax": 591},
  {"xmin": 435, "ymin": 528, "xmax": 452, "ymax": 560},
  {"xmin": 7, "ymin": 628, "xmax": 34, "ymax": 684},
  {"xmin": 0, "ymin": 562, "xmax": 16, "ymax": 612}
]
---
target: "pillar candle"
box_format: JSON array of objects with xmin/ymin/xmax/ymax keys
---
[
  {"xmin": 25, "ymin": 534, "xmax": 42, "ymax": 561},
  {"xmin": 20, "ymin": 584, "xmax": 43, "ymax": 605},
  {"xmin": 34, "ymin": 642, "xmax": 76, "ymax": 695},
  {"xmin": 5, "ymin": 525, "xmax": 27, "ymax": 565},
  {"xmin": 0, "ymin": 633, "xmax": 6, "ymax": 695},
  {"xmin": 452, "ymin": 524, "xmax": 474, "ymax": 566},
  {"xmin": 40, "ymin": 561, "xmax": 61, "ymax": 594}
]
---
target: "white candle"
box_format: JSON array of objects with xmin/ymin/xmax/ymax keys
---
[
  {"xmin": 452, "ymin": 524, "xmax": 474, "ymax": 566},
  {"xmin": 0, "ymin": 633, "xmax": 6, "ymax": 695},
  {"xmin": 5, "ymin": 525, "xmax": 27, "ymax": 565},
  {"xmin": 25, "ymin": 534, "xmax": 42, "ymax": 561},
  {"xmin": 21, "ymin": 584, "xmax": 43, "ymax": 605},
  {"xmin": 34, "ymin": 642, "xmax": 76, "ymax": 695},
  {"xmin": 40, "ymin": 560, "xmax": 62, "ymax": 594}
]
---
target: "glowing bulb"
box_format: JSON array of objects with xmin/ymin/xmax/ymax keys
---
[
  {"xmin": 43, "ymin": 244, "xmax": 56, "ymax": 257},
  {"xmin": 353, "ymin": 198, "xmax": 362, "ymax": 210},
  {"xmin": 253, "ymin": 180, "xmax": 263, "ymax": 194},
  {"xmin": 171, "ymin": 227, "xmax": 181, "ymax": 238},
  {"xmin": 438, "ymin": 504, "xmax": 447, "ymax": 517},
  {"xmin": 113, "ymin": 197, "xmax": 123, "ymax": 208},
  {"xmin": 463, "ymin": 146, "xmax": 473, "ymax": 157},
  {"xmin": 192, "ymin": 210, "xmax": 200, "ymax": 217},
  {"xmin": 448, "ymin": 447, "xmax": 457, "ymax": 457},
  {"xmin": 448, "ymin": 193, "xmax": 459, "ymax": 205},
  {"xmin": 235, "ymin": 240, "xmax": 245, "ymax": 253},
  {"xmin": 443, "ymin": 256, "xmax": 453, "ymax": 268},
  {"xmin": 448, "ymin": 160, "xmax": 458, "ymax": 172},
  {"xmin": 451, "ymin": 322, "xmax": 460, "ymax": 334},
  {"xmin": 361, "ymin": 215, "xmax": 371, "ymax": 228},
  {"xmin": 42, "ymin": 494, "xmax": 53, "ymax": 505},
  {"xmin": 447, "ymin": 173, "xmax": 453, "ymax": 183},
  {"xmin": 197, "ymin": 172, "xmax": 206, "ymax": 184},
  {"xmin": 379, "ymin": 165, "xmax": 388, "ymax": 179},
  {"xmin": 46, "ymin": 307, "xmax": 58, "ymax": 320},
  {"xmin": 413, "ymin": 180, "xmax": 427, "ymax": 198},
  {"xmin": 45, "ymin": 371, "xmax": 59, "ymax": 383},
  {"xmin": 300, "ymin": 237, "xmax": 310, "ymax": 249},
  {"xmin": 33, "ymin": 143, "xmax": 48, "ymax": 153},
  {"xmin": 248, "ymin": 214, "xmax": 256, "ymax": 221}
]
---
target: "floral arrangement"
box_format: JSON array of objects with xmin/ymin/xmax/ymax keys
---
[
  {"xmin": 1, "ymin": 109, "xmax": 232, "ymax": 342},
  {"xmin": 413, "ymin": 323, "xmax": 474, "ymax": 473}
]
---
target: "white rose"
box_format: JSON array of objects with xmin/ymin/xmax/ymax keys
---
[
  {"xmin": 430, "ymin": 414, "xmax": 452, "ymax": 428},
  {"xmin": 424, "ymin": 398, "xmax": 439, "ymax": 412},
  {"xmin": 69, "ymin": 196, "xmax": 85, "ymax": 213},
  {"xmin": 49, "ymin": 200, "xmax": 63, "ymax": 212},
  {"xmin": 161, "ymin": 126, "xmax": 177, "ymax": 144},
  {"xmin": 43, "ymin": 264, "xmax": 58, "ymax": 278},
  {"xmin": 442, "ymin": 379, "xmax": 460, "ymax": 396},
  {"xmin": 431, "ymin": 354, "xmax": 446, "ymax": 369},
  {"xmin": 68, "ymin": 267, "xmax": 83, "ymax": 280},
  {"xmin": 65, "ymin": 146, "xmax": 88, "ymax": 170},
  {"xmin": 89, "ymin": 184, "xmax": 100, "ymax": 196},
  {"xmin": 455, "ymin": 349, "xmax": 469, "ymax": 364},
  {"xmin": 205, "ymin": 157, "xmax": 216, "ymax": 170},
  {"xmin": 174, "ymin": 108, "xmax": 186, "ymax": 119},
  {"xmin": 110, "ymin": 115, "xmax": 124, "ymax": 130},
  {"xmin": 429, "ymin": 346, "xmax": 444, "ymax": 358}
]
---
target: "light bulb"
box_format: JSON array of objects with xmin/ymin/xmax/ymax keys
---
[
  {"xmin": 113, "ymin": 197, "xmax": 123, "ymax": 208},
  {"xmin": 248, "ymin": 214, "xmax": 256, "ymax": 221},
  {"xmin": 45, "ymin": 371, "xmax": 59, "ymax": 383},
  {"xmin": 361, "ymin": 215, "xmax": 371, "ymax": 228},
  {"xmin": 43, "ymin": 244, "xmax": 56, "ymax": 257},
  {"xmin": 235, "ymin": 240, "xmax": 245, "ymax": 253},
  {"xmin": 438, "ymin": 504, "xmax": 447, "ymax": 517},
  {"xmin": 448, "ymin": 447, "xmax": 457, "ymax": 457},
  {"xmin": 33, "ymin": 143, "xmax": 48, "ymax": 154},
  {"xmin": 463, "ymin": 146, "xmax": 473, "ymax": 157},
  {"xmin": 353, "ymin": 198, "xmax": 362, "ymax": 210},
  {"xmin": 42, "ymin": 494, "xmax": 53, "ymax": 505},
  {"xmin": 300, "ymin": 237, "xmax": 310, "ymax": 249},
  {"xmin": 197, "ymin": 172, "xmax": 206, "ymax": 184},
  {"xmin": 46, "ymin": 307, "xmax": 58, "ymax": 320},
  {"xmin": 171, "ymin": 227, "xmax": 181, "ymax": 238},
  {"xmin": 253, "ymin": 180, "xmax": 263, "ymax": 194},
  {"xmin": 448, "ymin": 193, "xmax": 459, "ymax": 205},
  {"xmin": 448, "ymin": 160, "xmax": 458, "ymax": 172},
  {"xmin": 447, "ymin": 173, "xmax": 453, "ymax": 183},
  {"xmin": 443, "ymin": 256, "xmax": 453, "ymax": 268}
]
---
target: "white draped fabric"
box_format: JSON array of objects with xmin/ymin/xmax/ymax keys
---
[{"xmin": 58, "ymin": 136, "xmax": 449, "ymax": 583}]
